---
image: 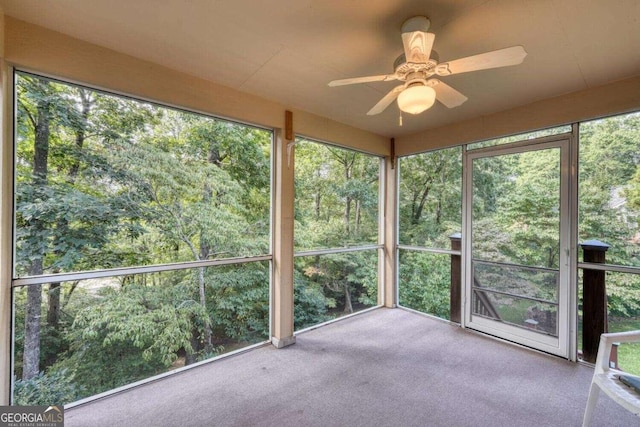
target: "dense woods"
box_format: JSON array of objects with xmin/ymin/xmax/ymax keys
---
[
  {"xmin": 293, "ymin": 140, "xmax": 380, "ymax": 321},
  {"xmin": 14, "ymin": 72, "xmax": 274, "ymax": 403},
  {"xmin": 12, "ymin": 72, "xmax": 380, "ymax": 405},
  {"xmin": 11, "ymin": 71, "xmax": 640, "ymax": 405},
  {"xmin": 398, "ymin": 116, "xmax": 640, "ymax": 329}
]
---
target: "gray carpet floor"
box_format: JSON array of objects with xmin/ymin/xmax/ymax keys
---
[{"xmin": 65, "ymin": 308, "xmax": 640, "ymax": 426}]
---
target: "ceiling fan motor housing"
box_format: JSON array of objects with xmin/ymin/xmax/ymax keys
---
[
  {"xmin": 401, "ymin": 16, "xmax": 431, "ymax": 33},
  {"xmin": 394, "ymin": 52, "xmax": 439, "ymax": 80}
]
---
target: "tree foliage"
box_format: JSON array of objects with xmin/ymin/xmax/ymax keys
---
[
  {"xmin": 12, "ymin": 70, "xmax": 640, "ymax": 407},
  {"xmin": 13, "ymin": 72, "xmax": 272, "ymax": 403},
  {"xmin": 399, "ymin": 115, "xmax": 640, "ymax": 321},
  {"xmin": 293, "ymin": 140, "xmax": 380, "ymax": 329},
  {"xmin": 14, "ymin": 72, "xmax": 379, "ymax": 405}
]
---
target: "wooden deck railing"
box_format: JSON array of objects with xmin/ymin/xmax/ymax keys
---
[{"xmin": 449, "ymin": 234, "xmax": 613, "ymax": 364}]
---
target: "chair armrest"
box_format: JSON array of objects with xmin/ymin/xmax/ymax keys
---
[
  {"xmin": 601, "ymin": 330, "xmax": 640, "ymax": 345},
  {"xmin": 595, "ymin": 331, "xmax": 640, "ymax": 374}
]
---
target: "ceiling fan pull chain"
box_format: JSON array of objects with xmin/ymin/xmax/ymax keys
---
[{"xmin": 399, "ymin": 111, "xmax": 403, "ymax": 126}]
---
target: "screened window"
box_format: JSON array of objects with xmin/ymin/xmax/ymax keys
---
[
  {"xmin": 577, "ymin": 112, "xmax": 640, "ymax": 367},
  {"xmin": 578, "ymin": 113, "xmax": 640, "ymax": 267},
  {"xmin": 15, "ymin": 72, "xmax": 271, "ymax": 277},
  {"xmin": 12, "ymin": 71, "xmax": 272, "ymax": 405},
  {"xmin": 398, "ymin": 146, "xmax": 462, "ymax": 248},
  {"xmin": 293, "ymin": 138, "xmax": 381, "ymax": 330},
  {"xmin": 397, "ymin": 146, "xmax": 462, "ymax": 320}
]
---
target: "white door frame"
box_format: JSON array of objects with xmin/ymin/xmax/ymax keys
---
[{"xmin": 462, "ymin": 136, "xmax": 573, "ymax": 358}]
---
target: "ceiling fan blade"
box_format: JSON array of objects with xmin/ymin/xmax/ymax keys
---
[
  {"xmin": 401, "ymin": 31, "xmax": 435, "ymax": 63},
  {"xmin": 367, "ymin": 86, "xmax": 404, "ymax": 115},
  {"xmin": 437, "ymin": 45, "xmax": 527, "ymax": 76},
  {"xmin": 430, "ymin": 79, "xmax": 468, "ymax": 108},
  {"xmin": 328, "ymin": 74, "xmax": 397, "ymax": 87}
]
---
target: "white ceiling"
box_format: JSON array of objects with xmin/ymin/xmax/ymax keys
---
[{"xmin": 1, "ymin": 0, "xmax": 639, "ymax": 137}]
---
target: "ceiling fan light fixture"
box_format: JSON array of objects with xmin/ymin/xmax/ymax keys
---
[
  {"xmin": 328, "ymin": 16, "xmax": 526, "ymax": 118},
  {"xmin": 397, "ymin": 85, "xmax": 436, "ymax": 114}
]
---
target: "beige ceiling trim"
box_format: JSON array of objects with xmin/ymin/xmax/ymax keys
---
[
  {"xmin": 396, "ymin": 74, "xmax": 640, "ymax": 156},
  {"xmin": 3, "ymin": 17, "xmax": 389, "ymax": 157}
]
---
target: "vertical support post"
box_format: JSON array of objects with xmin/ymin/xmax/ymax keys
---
[
  {"xmin": 383, "ymin": 139, "xmax": 397, "ymax": 307},
  {"xmin": 272, "ymin": 121, "xmax": 295, "ymax": 348},
  {"xmin": 0, "ymin": 53, "xmax": 13, "ymax": 405},
  {"xmin": 580, "ymin": 240, "xmax": 610, "ymax": 363},
  {"xmin": 0, "ymin": 31, "xmax": 14, "ymax": 404},
  {"xmin": 449, "ymin": 233, "xmax": 462, "ymax": 323}
]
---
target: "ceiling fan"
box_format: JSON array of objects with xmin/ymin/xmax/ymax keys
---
[{"xmin": 328, "ymin": 16, "xmax": 527, "ymax": 117}]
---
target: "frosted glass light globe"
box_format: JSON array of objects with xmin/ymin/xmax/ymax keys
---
[{"xmin": 397, "ymin": 85, "xmax": 436, "ymax": 114}]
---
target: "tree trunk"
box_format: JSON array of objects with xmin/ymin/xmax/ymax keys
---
[
  {"xmin": 23, "ymin": 88, "xmax": 52, "ymax": 380},
  {"xmin": 411, "ymin": 164, "xmax": 443, "ymax": 225},
  {"xmin": 67, "ymin": 88, "xmax": 92, "ymax": 181},
  {"xmin": 547, "ymin": 247, "xmax": 557, "ymax": 269},
  {"xmin": 23, "ymin": 268, "xmax": 43, "ymax": 380},
  {"xmin": 185, "ymin": 329, "xmax": 201, "ymax": 366},
  {"xmin": 193, "ymin": 142, "xmax": 222, "ymax": 356},
  {"xmin": 33, "ymin": 101, "xmax": 50, "ymax": 184},
  {"xmin": 47, "ymin": 88, "xmax": 93, "ymax": 331},
  {"xmin": 315, "ymin": 192, "xmax": 321, "ymax": 219},
  {"xmin": 198, "ymin": 266, "xmax": 213, "ymax": 353},
  {"xmin": 63, "ymin": 281, "xmax": 79, "ymax": 308},
  {"xmin": 344, "ymin": 197, "xmax": 352, "ymax": 234},
  {"xmin": 46, "ymin": 283, "xmax": 61, "ymax": 328},
  {"xmin": 44, "ymin": 282, "xmax": 61, "ymax": 368},
  {"xmin": 343, "ymin": 282, "xmax": 353, "ymax": 314},
  {"xmin": 174, "ymin": 138, "xmax": 218, "ymax": 364},
  {"xmin": 436, "ymin": 165, "xmax": 446, "ymax": 224},
  {"xmin": 412, "ymin": 181, "xmax": 433, "ymax": 225},
  {"xmin": 43, "ymin": 89, "xmax": 93, "ymax": 367},
  {"xmin": 340, "ymin": 153, "xmax": 354, "ymax": 234}
]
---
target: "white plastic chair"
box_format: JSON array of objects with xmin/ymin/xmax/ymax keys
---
[{"xmin": 583, "ymin": 330, "xmax": 640, "ymax": 426}]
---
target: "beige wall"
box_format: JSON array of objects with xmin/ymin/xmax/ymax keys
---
[
  {"xmin": 396, "ymin": 75, "xmax": 640, "ymax": 156},
  {"xmin": 4, "ymin": 17, "xmax": 389, "ymax": 157}
]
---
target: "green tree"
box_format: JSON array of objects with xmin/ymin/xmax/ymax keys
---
[
  {"xmin": 398, "ymin": 251, "xmax": 450, "ymax": 319},
  {"xmin": 51, "ymin": 275, "xmax": 204, "ymax": 396},
  {"xmin": 397, "ymin": 147, "xmax": 462, "ymax": 316},
  {"xmin": 497, "ymin": 149, "xmax": 561, "ymax": 268},
  {"xmin": 294, "ymin": 141, "xmax": 379, "ymax": 318},
  {"xmin": 15, "ymin": 74, "xmax": 157, "ymax": 380},
  {"xmin": 580, "ymin": 113, "xmax": 640, "ymax": 317},
  {"xmin": 13, "ymin": 73, "xmax": 273, "ymax": 404},
  {"xmin": 398, "ymin": 147, "xmax": 461, "ymax": 248}
]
